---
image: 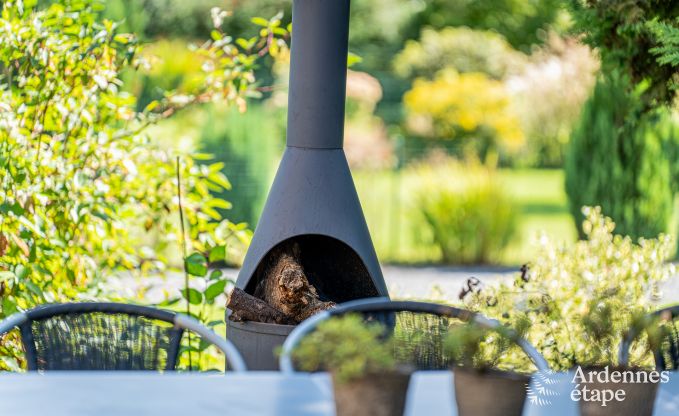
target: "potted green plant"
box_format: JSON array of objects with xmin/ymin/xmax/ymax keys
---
[
  {"xmin": 445, "ymin": 318, "xmax": 533, "ymax": 416},
  {"xmin": 461, "ymin": 207, "xmax": 675, "ymax": 416},
  {"xmin": 291, "ymin": 314, "xmax": 412, "ymax": 416},
  {"xmin": 563, "ymin": 302, "xmax": 668, "ymax": 416}
]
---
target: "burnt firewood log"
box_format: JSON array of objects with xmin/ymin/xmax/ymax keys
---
[
  {"xmin": 227, "ymin": 288, "xmax": 295, "ymax": 325},
  {"xmin": 253, "ymin": 241, "xmax": 336, "ymax": 323}
]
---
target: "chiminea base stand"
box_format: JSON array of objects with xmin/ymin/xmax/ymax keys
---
[
  {"xmin": 226, "ymin": 320, "xmax": 294, "ymax": 370},
  {"xmin": 227, "ymin": 0, "xmax": 388, "ymax": 371}
]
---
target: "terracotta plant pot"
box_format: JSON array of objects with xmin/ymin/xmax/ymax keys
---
[
  {"xmin": 576, "ymin": 368, "xmax": 659, "ymax": 416},
  {"xmin": 332, "ymin": 369, "xmax": 412, "ymax": 416},
  {"xmin": 453, "ymin": 367, "xmax": 529, "ymax": 416}
]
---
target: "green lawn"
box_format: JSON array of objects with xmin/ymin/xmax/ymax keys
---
[
  {"xmin": 354, "ymin": 168, "xmax": 577, "ymax": 266},
  {"xmin": 497, "ymin": 169, "xmax": 576, "ymax": 265}
]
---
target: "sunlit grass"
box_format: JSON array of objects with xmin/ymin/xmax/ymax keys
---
[{"xmin": 354, "ymin": 168, "xmax": 576, "ymax": 265}]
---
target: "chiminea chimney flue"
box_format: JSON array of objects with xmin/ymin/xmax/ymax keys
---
[{"xmin": 286, "ymin": 0, "xmax": 349, "ymax": 149}]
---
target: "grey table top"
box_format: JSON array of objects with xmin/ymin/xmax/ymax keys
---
[{"xmin": 0, "ymin": 371, "xmax": 677, "ymax": 415}]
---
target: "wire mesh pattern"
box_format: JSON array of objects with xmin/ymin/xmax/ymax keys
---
[
  {"xmin": 24, "ymin": 312, "xmax": 182, "ymax": 371},
  {"xmin": 362, "ymin": 310, "xmax": 460, "ymax": 370},
  {"xmin": 654, "ymin": 312, "xmax": 679, "ymax": 370}
]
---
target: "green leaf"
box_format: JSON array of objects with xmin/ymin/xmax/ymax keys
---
[
  {"xmin": 113, "ymin": 34, "xmax": 130, "ymax": 44},
  {"xmin": 207, "ymin": 198, "xmax": 232, "ymax": 210},
  {"xmin": 208, "ymin": 245, "xmax": 226, "ymax": 263},
  {"xmin": 29, "ymin": 242, "xmax": 37, "ymax": 262},
  {"xmin": 205, "ymin": 280, "xmax": 227, "ymax": 301},
  {"xmin": 207, "ymin": 320, "xmax": 223, "ymax": 328},
  {"xmin": 143, "ymin": 100, "xmax": 159, "ymax": 113},
  {"xmin": 198, "ymin": 338, "xmax": 211, "ymax": 352},
  {"xmin": 181, "ymin": 288, "xmax": 203, "ymax": 305},
  {"xmin": 209, "ymin": 269, "xmax": 223, "ymax": 281},
  {"xmin": 2, "ymin": 297, "xmax": 17, "ymax": 316},
  {"xmin": 208, "ymin": 172, "xmax": 231, "ymax": 190},
  {"xmin": 25, "ymin": 280, "xmax": 43, "ymax": 297},
  {"xmin": 191, "ymin": 153, "xmax": 214, "ymax": 161},
  {"xmin": 185, "ymin": 252, "xmax": 207, "ymax": 277},
  {"xmin": 235, "ymin": 38, "xmax": 250, "ymax": 49},
  {"xmin": 15, "ymin": 265, "xmax": 29, "ymax": 280},
  {"xmin": 0, "ymin": 271, "xmax": 14, "ymax": 282},
  {"xmin": 347, "ymin": 52, "xmax": 363, "ymax": 67},
  {"xmin": 251, "ymin": 17, "xmax": 269, "ymax": 27}
]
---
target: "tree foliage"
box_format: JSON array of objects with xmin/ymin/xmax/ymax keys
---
[
  {"xmin": 394, "ymin": 27, "xmax": 528, "ymax": 81},
  {"xmin": 568, "ymin": 0, "xmax": 679, "ymax": 109},
  {"xmin": 566, "ymin": 1, "xmax": 679, "ymax": 239},
  {"xmin": 0, "ymin": 0, "xmax": 286, "ymax": 370},
  {"xmin": 407, "ymin": 0, "xmax": 565, "ymax": 51},
  {"xmin": 565, "ymin": 74, "xmax": 677, "ymax": 239}
]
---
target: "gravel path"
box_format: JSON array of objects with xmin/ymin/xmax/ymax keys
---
[{"xmin": 109, "ymin": 265, "xmax": 679, "ymax": 305}]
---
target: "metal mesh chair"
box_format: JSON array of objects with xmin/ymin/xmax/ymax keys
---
[
  {"xmin": 279, "ymin": 298, "xmax": 549, "ymax": 372},
  {"xmin": 0, "ymin": 302, "xmax": 246, "ymax": 371},
  {"xmin": 619, "ymin": 305, "xmax": 679, "ymax": 370}
]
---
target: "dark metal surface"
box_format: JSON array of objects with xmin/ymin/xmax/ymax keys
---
[
  {"xmin": 226, "ymin": 320, "xmax": 295, "ymax": 371},
  {"xmin": 286, "ymin": 0, "xmax": 349, "ymax": 149},
  {"xmin": 236, "ymin": 0, "xmax": 387, "ymax": 299},
  {"xmin": 237, "ymin": 148, "xmax": 387, "ymax": 297}
]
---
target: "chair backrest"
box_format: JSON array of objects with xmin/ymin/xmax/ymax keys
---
[
  {"xmin": 619, "ymin": 305, "xmax": 679, "ymax": 370},
  {"xmin": 279, "ymin": 298, "xmax": 549, "ymax": 372},
  {"xmin": 0, "ymin": 302, "xmax": 246, "ymax": 372}
]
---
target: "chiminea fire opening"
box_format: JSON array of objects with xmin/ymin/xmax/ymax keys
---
[
  {"xmin": 246, "ymin": 235, "xmax": 380, "ymax": 303},
  {"xmin": 226, "ymin": 0, "xmax": 388, "ymax": 370}
]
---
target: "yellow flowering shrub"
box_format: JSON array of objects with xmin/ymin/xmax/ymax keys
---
[{"xmin": 403, "ymin": 69, "xmax": 525, "ymax": 152}]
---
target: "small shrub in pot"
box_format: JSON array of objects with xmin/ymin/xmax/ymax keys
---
[
  {"xmin": 291, "ymin": 315, "xmax": 412, "ymax": 416},
  {"xmin": 461, "ymin": 207, "xmax": 675, "ymax": 416},
  {"xmin": 568, "ymin": 307, "xmax": 664, "ymax": 416},
  {"xmin": 445, "ymin": 319, "xmax": 532, "ymax": 416}
]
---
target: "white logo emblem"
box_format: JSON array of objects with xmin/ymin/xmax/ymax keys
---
[{"xmin": 527, "ymin": 369, "xmax": 559, "ymax": 406}]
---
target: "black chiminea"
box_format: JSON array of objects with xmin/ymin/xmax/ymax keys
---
[{"xmin": 226, "ymin": 0, "xmax": 389, "ymax": 370}]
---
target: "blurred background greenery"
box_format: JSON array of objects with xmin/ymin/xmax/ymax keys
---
[{"xmin": 98, "ymin": 0, "xmax": 678, "ymax": 265}]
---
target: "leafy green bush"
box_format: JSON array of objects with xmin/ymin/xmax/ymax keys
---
[
  {"xmin": 0, "ymin": 0, "xmax": 286, "ymax": 370},
  {"xmin": 104, "ymin": 0, "xmax": 224, "ymax": 40},
  {"xmin": 406, "ymin": 0, "xmax": 565, "ymax": 51},
  {"xmin": 445, "ymin": 318, "xmax": 531, "ymax": 372},
  {"xmin": 124, "ymin": 39, "xmax": 208, "ymax": 111},
  {"xmin": 565, "ymin": 74, "xmax": 677, "ymax": 239},
  {"xmin": 394, "ymin": 27, "xmax": 527, "ymax": 81},
  {"xmin": 462, "ymin": 207, "xmax": 675, "ymax": 370},
  {"xmin": 292, "ymin": 315, "xmax": 396, "ymax": 383},
  {"xmin": 410, "ymin": 159, "xmax": 518, "ymax": 264}
]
